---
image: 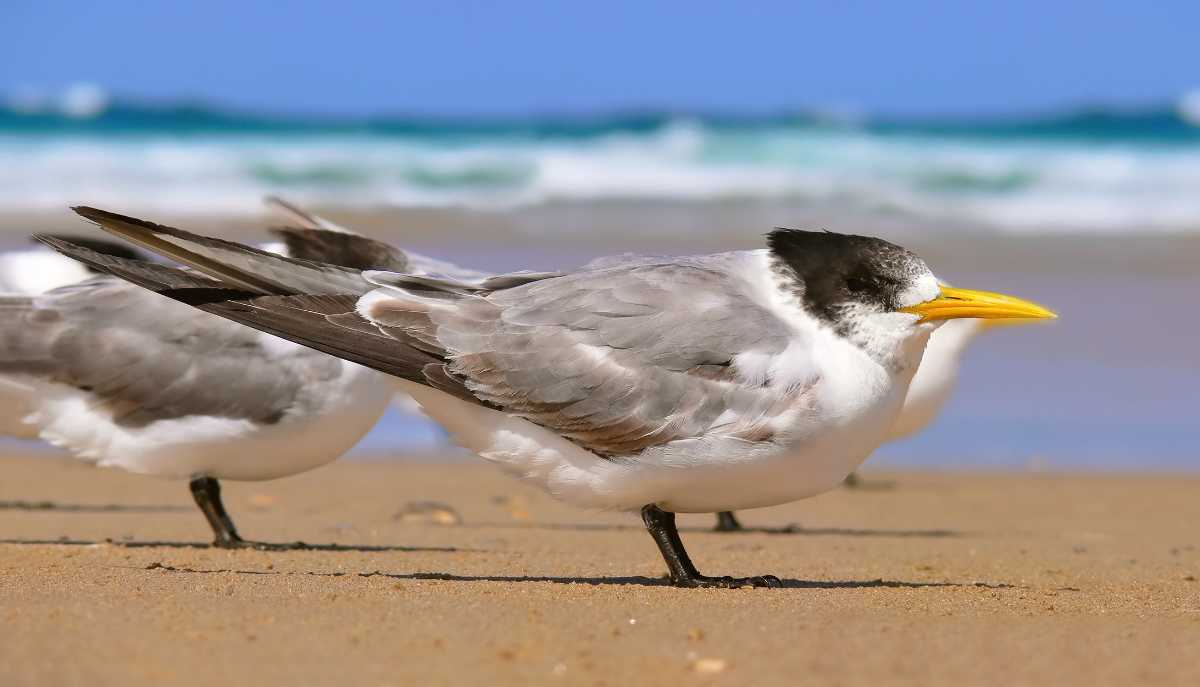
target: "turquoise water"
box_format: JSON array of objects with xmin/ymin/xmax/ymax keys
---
[
  {"xmin": 3, "ymin": 100, "xmax": 1200, "ymax": 231},
  {"xmin": 5, "ymin": 101, "xmax": 1199, "ymax": 141}
]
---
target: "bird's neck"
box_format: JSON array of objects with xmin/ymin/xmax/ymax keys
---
[{"xmin": 837, "ymin": 308, "xmax": 936, "ymax": 378}]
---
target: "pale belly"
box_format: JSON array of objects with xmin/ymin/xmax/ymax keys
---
[
  {"xmin": 398, "ymin": 378, "xmax": 902, "ymax": 513},
  {"xmin": 608, "ymin": 409, "xmax": 899, "ymax": 512},
  {"xmin": 624, "ymin": 440, "xmax": 880, "ymax": 513},
  {"xmin": 29, "ymin": 363, "xmax": 394, "ymax": 482}
]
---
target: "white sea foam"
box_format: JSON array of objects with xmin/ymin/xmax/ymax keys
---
[{"xmin": 2, "ymin": 119, "xmax": 1200, "ymax": 232}]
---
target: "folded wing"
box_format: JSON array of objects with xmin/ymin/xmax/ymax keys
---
[
  {"xmin": 0, "ymin": 262, "xmax": 339, "ymax": 428},
  {"xmin": 47, "ymin": 214, "xmax": 810, "ymax": 459}
]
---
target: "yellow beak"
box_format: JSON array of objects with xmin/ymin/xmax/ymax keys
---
[{"xmin": 900, "ymin": 285, "xmax": 1057, "ymax": 323}]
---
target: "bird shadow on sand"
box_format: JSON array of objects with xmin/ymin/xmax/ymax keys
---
[
  {"xmin": 706, "ymin": 525, "xmax": 961, "ymax": 538},
  {"xmin": 842, "ymin": 478, "xmax": 898, "ymax": 491},
  {"xmin": 0, "ymin": 500, "xmax": 189, "ymax": 513},
  {"xmin": 465, "ymin": 521, "xmax": 962, "ymax": 539},
  {"xmin": 363, "ymin": 572, "xmax": 1012, "ymax": 589},
  {"xmin": 132, "ymin": 563, "xmax": 1019, "ymax": 590},
  {"xmin": 0, "ymin": 538, "xmax": 468, "ymax": 553}
]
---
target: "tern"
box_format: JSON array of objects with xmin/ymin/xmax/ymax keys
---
[
  {"xmin": 50, "ymin": 208, "xmax": 1054, "ymax": 585},
  {"xmin": 0, "ymin": 223, "xmax": 438, "ymax": 548}
]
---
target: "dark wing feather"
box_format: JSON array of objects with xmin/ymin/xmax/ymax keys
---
[
  {"xmin": 361, "ymin": 269, "xmax": 566, "ymax": 294},
  {"xmin": 34, "ymin": 234, "xmax": 152, "ymax": 263},
  {"xmin": 268, "ymin": 226, "xmax": 411, "ymax": 271},
  {"xmin": 71, "ymin": 206, "xmax": 371, "ymax": 295},
  {"xmin": 36, "ymin": 236, "xmax": 479, "ymax": 404}
]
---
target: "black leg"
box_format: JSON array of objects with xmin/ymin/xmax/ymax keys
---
[
  {"xmin": 713, "ymin": 510, "xmax": 743, "ymax": 532},
  {"xmin": 641, "ymin": 505, "xmax": 781, "ymax": 588},
  {"xmin": 189, "ymin": 477, "xmax": 250, "ymax": 548}
]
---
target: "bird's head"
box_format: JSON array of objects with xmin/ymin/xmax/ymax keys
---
[{"xmin": 766, "ymin": 228, "xmax": 1055, "ymax": 365}]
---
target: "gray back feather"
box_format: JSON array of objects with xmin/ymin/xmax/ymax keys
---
[
  {"xmin": 2, "ymin": 243, "xmax": 340, "ymax": 428},
  {"xmin": 367, "ymin": 255, "xmax": 799, "ymax": 457}
]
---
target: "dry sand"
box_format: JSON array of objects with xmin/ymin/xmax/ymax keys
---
[{"xmin": 2, "ymin": 454, "xmax": 1198, "ymax": 686}]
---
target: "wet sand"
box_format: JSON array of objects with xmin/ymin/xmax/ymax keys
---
[
  {"xmin": 3, "ymin": 454, "xmax": 1199, "ymax": 686},
  {"xmin": 6, "ymin": 201, "xmax": 1200, "ymax": 276}
]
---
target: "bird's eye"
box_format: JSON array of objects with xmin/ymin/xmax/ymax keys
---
[{"xmin": 845, "ymin": 276, "xmax": 874, "ymax": 293}]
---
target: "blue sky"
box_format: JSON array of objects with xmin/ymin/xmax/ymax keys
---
[{"xmin": 3, "ymin": 1, "xmax": 1197, "ymax": 116}]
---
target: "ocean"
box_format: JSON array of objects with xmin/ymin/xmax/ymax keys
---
[{"xmin": 2, "ymin": 97, "xmax": 1200, "ymax": 232}]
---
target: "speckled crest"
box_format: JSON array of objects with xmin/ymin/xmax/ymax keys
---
[{"xmin": 766, "ymin": 228, "xmax": 927, "ymax": 330}]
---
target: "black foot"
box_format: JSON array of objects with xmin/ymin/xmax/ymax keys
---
[
  {"xmin": 843, "ymin": 471, "xmax": 861, "ymax": 488},
  {"xmin": 713, "ymin": 511, "xmax": 743, "ymax": 532},
  {"xmin": 642, "ymin": 505, "xmax": 780, "ymax": 589}
]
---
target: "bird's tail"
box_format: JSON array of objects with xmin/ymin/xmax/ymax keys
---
[
  {"xmin": 267, "ymin": 226, "xmax": 411, "ymax": 272},
  {"xmin": 36, "ymin": 234, "xmax": 447, "ymax": 388},
  {"xmin": 71, "ymin": 206, "xmax": 372, "ymax": 296},
  {"xmin": 32, "ymin": 234, "xmax": 152, "ymax": 263},
  {"xmin": 32, "ymin": 237, "xmax": 239, "ymax": 296}
]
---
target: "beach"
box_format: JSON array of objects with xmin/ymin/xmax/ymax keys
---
[
  {"xmin": 6, "ymin": 11, "xmax": 1200, "ymax": 685},
  {"xmin": 1, "ymin": 202, "xmax": 1198, "ymax": 685},
  {"xmin": 2, "ymin": 454, "xmax": 1198, "ymax": 686}
]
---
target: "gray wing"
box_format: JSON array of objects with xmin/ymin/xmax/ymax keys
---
[
  {"xmin": 0, "ymin": 275, "xmax": 339, "ymax": 428},
  {"xmin": 370, "ymin": 259, "xmax": 801, "ymax": 457},
  {"xmin": 263, "ymin": 195, "xmax": 493, "ymax": 281},
  {"xmin": 268, "ymin": 226, "xmax": 412, "ymax": 271}
]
